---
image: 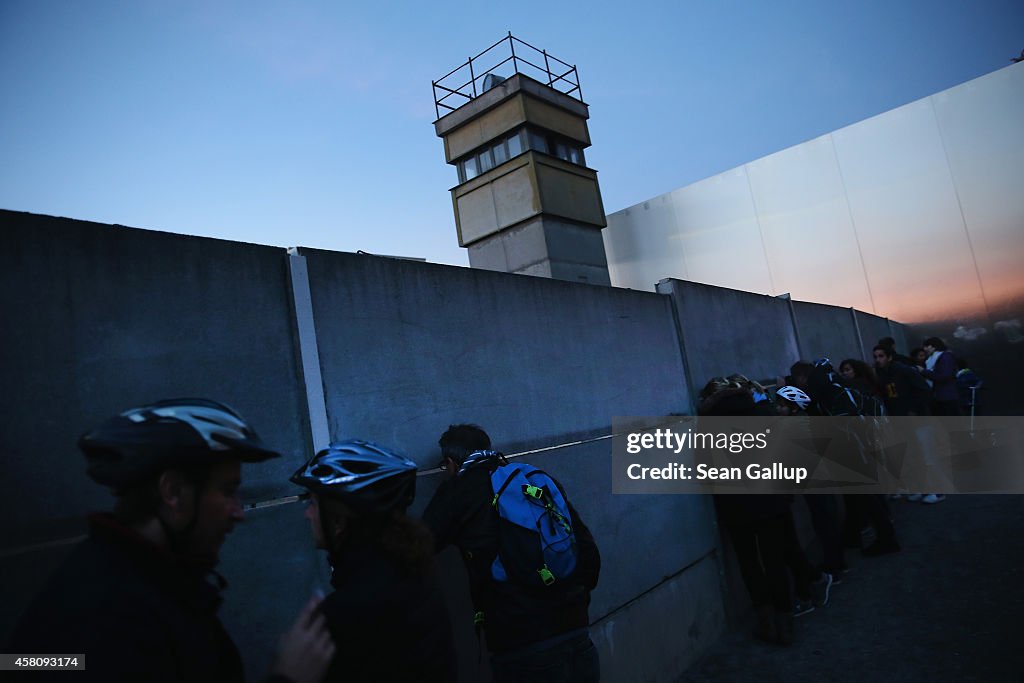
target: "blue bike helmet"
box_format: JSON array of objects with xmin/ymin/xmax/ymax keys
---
[{"xmin": 290, "ymin": 440, "xmax": 417, "ymax": 515}]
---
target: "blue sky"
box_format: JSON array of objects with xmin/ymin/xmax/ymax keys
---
[{"xmin": 1, "ymin": 1, "xmax": 1021, "ymax": 266}]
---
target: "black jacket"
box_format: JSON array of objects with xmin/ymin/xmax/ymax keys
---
[
  {"xmin": 9, "ymin": 513, "xmax": 244, "ymax": 683},
  {"xmin": 699, "ymin": 388, "xmax": 793, "ymax": 523},
  {"xmin": 877, "ymin": 362, "xmax": 931, "ymax": 416},
  {"xmin": 319, "ymin": 544, "xmax": 458, "ymax": 682},
  {"xmin": 422, "ymin": 456, "xmax": 600, "ymax": 653}
]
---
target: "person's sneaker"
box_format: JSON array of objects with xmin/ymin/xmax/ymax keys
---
[
  {"xmin": 793, "ymin": 599, "xmax": 815, "ymax": 617},
  {"xmin": 906, "ymin": 493, "xmax": 923, "ymax": 502},
  {"xmin": 812, "ymin": 572, "xmax": 833, "ymax": 607},
  {"xmin": 921, "ymin": 494, "xmax": 946, "ymax": 504},
  {"xmin": 889, "ymin": 494, "xmax": 904, "ymax": 500},
  {"xmin": 862, "ymin": 539, "xmax": 901, "ymax": 557}
]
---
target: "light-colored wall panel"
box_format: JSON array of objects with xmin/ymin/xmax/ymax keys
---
[
  {"xmin": 605, "ymin": 194, "xmax": 688, "ymax": 291},
  {"xmin": 671, "ymin": 168, "xmax": 774, "ymax": 294},
  {"xmin": 933, "ymin": 63, "xmax": 1024, "ymax": 317},
  {"xmin": 605, "ymin": 168, "xmax": 775, "ymax": 295},
  {"xmin": 829, "ymin": 99, "xmax": 985, "ymax": 324},
  {"xmin": 747, "ymin": 135, "xmax": 874, "ymax": 313}
]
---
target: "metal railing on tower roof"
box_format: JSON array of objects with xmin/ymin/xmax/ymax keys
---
[{"xmin": 432, "ymin": 32, "xmax": 583, "ymax": 120}]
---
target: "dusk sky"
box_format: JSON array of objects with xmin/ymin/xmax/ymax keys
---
[{"xmin": 2, "ymin": 1, "xmax": 1021, "ymax": 267}]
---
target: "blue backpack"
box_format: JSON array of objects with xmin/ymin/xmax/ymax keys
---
[{"xmin": 489, "ymin": 462, "xmax": 578, "ymax": 588}]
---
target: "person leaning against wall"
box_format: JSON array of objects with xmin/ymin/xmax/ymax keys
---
[
  {"xmin": 423, "ymin": 424, "xmax": 601, "ymax": 683},
  {"xmin": 7, "ymin": 399, "xmax": 335, "ymax": 683}
]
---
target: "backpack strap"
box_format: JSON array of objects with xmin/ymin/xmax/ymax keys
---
[{"xmin": 491, "ymin": 466, "xmax": 521, "ymax": 507}]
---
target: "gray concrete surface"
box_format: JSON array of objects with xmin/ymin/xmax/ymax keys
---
[
  {"xmin": 792, "ymin": 301, "xmax": 862, "ymax": 364},
  {"xmin": 0, "ymin": 211, "xmax": 311, "ymax": 534},
  {"xmin": 657, "ymin": 279, "xmax": 801, "ymax": 393},
  {"xmin": 678, "ymin": 494, "xmax": 1024, "ymax": 682}
]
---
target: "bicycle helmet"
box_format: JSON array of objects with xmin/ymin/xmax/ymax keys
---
[
  {"xmin": 776, "ymin": 385, "xmax": 811, "ymax": 410},
  {"xmin": 290, "ymin": 439, "xmax": 417, "ymax": 515},
  {"xmin": 80, "ymin": 398, "xmax": 280, "ymax": 490}
]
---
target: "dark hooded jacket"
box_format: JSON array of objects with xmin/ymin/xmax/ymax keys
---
[{"xmin": 9, "ymin": 513, "xmax": 244, "ymax": 683}]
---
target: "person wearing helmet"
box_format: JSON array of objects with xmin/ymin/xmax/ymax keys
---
[
  {"xmin": 290, "ymin": 440, "xmax": 457, "ymax": 683},
  {"xmin": 795, "ymin": 359, "xmax": 904, "ymax": 556},
  {"xmin": 775, "ymin": 385, "xmax": 812, "ymax": 415},
  {"xmin": 423, "ymin": 424, "xmax": 601, "ymax": 683},
  {"xmin": 9, "ymin": 399, "xmax": 335, "ymax": 683}
]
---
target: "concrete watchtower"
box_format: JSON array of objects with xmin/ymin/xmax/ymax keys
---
[{"xmin": 432, "ymin": 34, "xmax": 610, "ymax": 285}]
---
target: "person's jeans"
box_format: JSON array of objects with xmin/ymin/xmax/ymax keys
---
[{"xmin": 491, "ymin": 630, "xmax": 599, "ymax": 683}]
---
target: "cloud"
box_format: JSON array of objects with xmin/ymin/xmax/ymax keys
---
[
  {"xmin": 953, "ymin": 325, "xmax": 987, "ymax": 341},
  {"xmin": 994, "ymin": 319, "xmax": 1023, "ymax": 344}
]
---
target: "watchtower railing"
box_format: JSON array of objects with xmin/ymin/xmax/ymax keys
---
[{"xmin": 432, "ymin": 32, "xmax": 583, "ymax": 120}]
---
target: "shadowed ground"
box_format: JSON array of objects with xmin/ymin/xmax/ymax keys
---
[{"xmin": 679, "ymin": 494, "xmax": 1024, "ymax": 682}]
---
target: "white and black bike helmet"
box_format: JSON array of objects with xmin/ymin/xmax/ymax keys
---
[
  {"xmin": 775, "ymin": 385, "xmax": 812, "ymax": 410},
  {"xmin": 80, "ymin": 398, "xmax": 280, "ymax": 490}
]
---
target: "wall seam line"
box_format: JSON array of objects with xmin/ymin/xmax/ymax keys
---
[
  {"xmin": 742, "ymin": 165, "xmax": 778, "ymax": 294},
  {"xmin": 928, "ymin": 95, "xmax": 992, "ymax": 319},
  {"xmin": 829, "ymin": 133, "xmax": 879, "ymax": 315},
  {"xmin": 287, "ymin": 248, "xmax": 331, "ymax": 455}
]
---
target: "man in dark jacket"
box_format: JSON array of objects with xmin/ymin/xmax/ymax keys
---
[
  {"xmin": 9, "ymin": 399, "xmax": 334, "ymax": 683},
  {"xmin": 423, "ymin": 424, "xmax": 600, "ymax": 683},
  {"xmin": 873, "ymin": 346, "xmax": 931, "ymax": 416}
]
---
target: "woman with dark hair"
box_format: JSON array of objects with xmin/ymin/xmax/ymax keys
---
[
  {"xmin": 838, "ymin": 358, "xmax": 881, "ymax": 397},
  {"xmin": 291, "ymin": 440, "xmax": 458, "ymax": 682}
]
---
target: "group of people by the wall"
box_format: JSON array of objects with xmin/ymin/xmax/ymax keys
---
[
  {"xmin": 7, "ymin": 335, "xmax": 985, "ymax": 677},
  {"xmin": 8, "ymin": 401, "xmax": 601, "ymax": 683},
  {"xmin": 695, "ymin": 335, "xmax": 981, "ymax": 647}
]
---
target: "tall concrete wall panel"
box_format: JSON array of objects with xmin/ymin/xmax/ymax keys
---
[
  {"xmin": 656, "ymin": 279, "xmax": 800, "ymax": 393},
  {"xmin": 932, "ymin": 64, "xmax": 1024, "ymax": 319},
  {"xmin": 592, "ymin": 553, "xmax": 725, "ymax": 683},
  {"xmin": 299, "ymin": 248, "xmax": 691, "ymax": 462},
  {"xmin": 792, "ymin": 301, "xmax": 862, "ymax": 364},
  {"xmin": 0, "ymin": 211, "xmax": 311, "ymax": 532},
  {"xmin": 855, "ymin": 311, "xmax": 894, "ymax": 361}
]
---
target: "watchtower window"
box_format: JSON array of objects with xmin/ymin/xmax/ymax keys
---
[
  {"xmin": 456, "ymin": 129, "xmax": 528, "ymax": 182},
  {"xmin": 455, "ymin": 126, "xmax": 586, "ymax": 183}
]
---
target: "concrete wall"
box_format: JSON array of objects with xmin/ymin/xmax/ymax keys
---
[
  {"xmin": 655, "ymin": 279, "xmax": 801, "ymax": 397},
  {"xmin": 792, "ymin": 301, "xmax": 863, "ymax": 364},
  {"xmin": 2, "ymin": 209, "xmax": 900, "ymax": 680},
  {"xmin": 0, "ymin": 212, "xmax": 312, "ymax": 535}
]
